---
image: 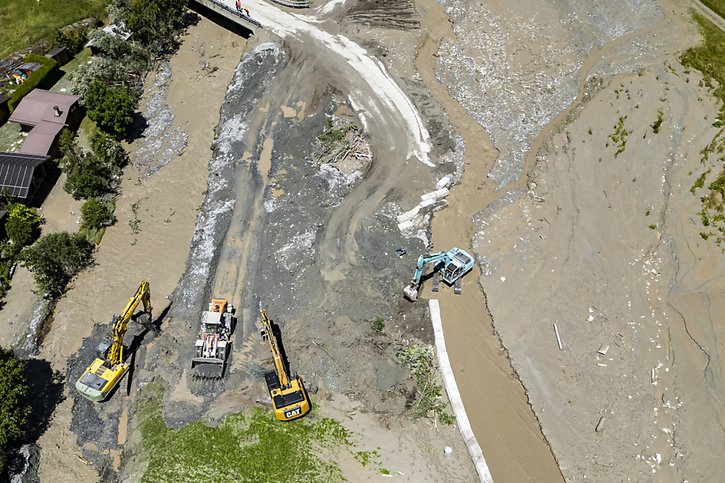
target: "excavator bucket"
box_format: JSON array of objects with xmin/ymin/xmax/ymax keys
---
[{"xmin": 403, "ymin": 283, "xmax": 420, "ymax": 301}]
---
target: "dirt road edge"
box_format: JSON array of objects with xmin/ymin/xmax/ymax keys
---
[{"xmin": 429, "ymin": 299, "xmax": 493, "ymax": 483}]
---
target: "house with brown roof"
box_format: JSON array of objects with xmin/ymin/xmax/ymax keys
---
[
  {"xmin": 9, "ymin": 88, "xmax": 81, "ymax": 130},
  {"xmin": 20, "ymin": 120, "xmax": 65, "ymax": 156},
  {"xmin": 8, "ymin": 89, "xmax": 81, "ymax": 157}
]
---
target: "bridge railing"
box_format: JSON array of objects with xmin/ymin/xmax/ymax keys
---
[{"xmin": 195, "ymin": 0, "xmax": 263, "ymax": 28}]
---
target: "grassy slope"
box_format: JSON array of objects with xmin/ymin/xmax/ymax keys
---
[
  {"xmin": 0, "ymin": 0, "xmax": 108, "ymax": 57},
  {"xmin": 702, "ymin": 0, "xmax": 725, "ymax": 21},
  {"xmin": 136, "ymin": 385, "xmax": 354, "ymax": 482},
  {"xmin": 681, "ymin": 11, "xmax": 725, "ymax": 243},
  {"xmin": 681, "ymin": 11, "xmax": 725, "ymax": 118}
]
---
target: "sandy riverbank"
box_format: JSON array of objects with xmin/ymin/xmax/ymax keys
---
[
  {"xmin": 29, "ymin": 18, "xmax": 244, "ymax": 481},
  {"xmin": 429, "ymin": 0, "xmax": 725, "ymax": 480},
  {"xmin": 414, "ymin": 0, "xmax": 564, "ymax": 480}
]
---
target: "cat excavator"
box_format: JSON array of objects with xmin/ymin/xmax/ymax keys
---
[
  {"xmin": 75, "ymin": 281, "xmax": 152, "ymax": 401},
  {"xmin": 259, "ymin": 308, "xmax": 310, "ymax": 421},
  {"xmin": 403, "ymin": 247, "xmax": 475, "ymax": 301}
]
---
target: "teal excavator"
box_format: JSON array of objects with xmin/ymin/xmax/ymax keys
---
[{"xmin": 403, "ymin": 247, "xmax": 475, "ymax": 301}]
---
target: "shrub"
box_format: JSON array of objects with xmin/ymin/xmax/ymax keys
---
[
  {"xmin": 85, "ymin": 81, "xmax": 137, "ymax": 136},
  {"xmin": 64, "ymin": 152, "xmax": 111, "ymax": 199},
  {"xmin": 371, "ymin": 316, "xmax": 384, "ymax": 334},
  {"xmin": 56, "ymin": 128, "xmax": 76, "ymax": 158},
  {"xmin": 53, "ymin": 26, "xmax": 90, "ymax": 54},
  {"xmin": 58, "ymin": 133, "xmax": 83, "ymax": 174},
  {"xmin": 60, "ymin": 130, "xmax": 122, "ymax": 199},
  {"xmin": 0, "ymin": 347, "xmax": 30, "ymax": 473},
  {"xmin": 81, "ymin": 198, "xmax": 115, "ymax": 230},
  {"xmin": 4, "ymin": 204, "xmax": 43, "ymax": 247},
  {"xmin": 20, "ymin": 232, "xmax": 94, "ymax": 296},
  {"xmin": 8, "ymin": 55, "xmax": 59, "ymax": 110},
  {"xmin": 397, "ymin": 345, "xmax": 454, "ymax": 424}
]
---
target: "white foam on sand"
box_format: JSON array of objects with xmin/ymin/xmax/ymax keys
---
[{"xmin": 317, "ymin": 0, "xmax": 348, "ymax": 15}]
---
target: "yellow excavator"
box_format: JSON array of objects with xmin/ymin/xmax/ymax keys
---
[
  {"xmin": 75, "ymin": 281, "xmax": 152, "ymax": 401},
  {"xmin": 259, "ymin": 308, "xmax": 310, "ymax": 421}
]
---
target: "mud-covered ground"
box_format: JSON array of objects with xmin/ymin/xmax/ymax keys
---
[
  {"xmin": 435, "ymin": 0, "xmax": 725, "ymax": 480},
  {"xmin": 7, "ymin": 0, "xmax": 724, "ymax": 481},
  {"xmin": 57, "ymin": 14, "xmax": 475, "ymax": 480}
]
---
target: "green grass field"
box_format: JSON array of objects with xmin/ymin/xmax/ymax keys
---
[
  {"xmin": 0, "ymin": 0, "xmax": 109, "ymax": 58},
  {"xmin": 135, "ymin": 384, "xmax": 355, "ymax": 482}
]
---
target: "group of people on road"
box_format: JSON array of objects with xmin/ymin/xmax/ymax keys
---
[{"xmin": 235, "ymin": 0, "xmax": 250, "ymax": 16}]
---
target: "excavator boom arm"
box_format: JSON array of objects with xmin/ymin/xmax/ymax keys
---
[
  {"xmin": 410, "ymin": 251, "xmax": 447, "ymax": 285},
  {"xmin": 107, "ymin": 280, "xmax": 152, "ymax": 366},
  {"xmin": 260, "ymin": 308, "xmax": 290, "ymax": 388}
]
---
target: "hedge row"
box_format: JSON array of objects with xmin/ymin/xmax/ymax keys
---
[{"xmin": 8, "ymin": 54, "xmax": 60, "ymax": 110}]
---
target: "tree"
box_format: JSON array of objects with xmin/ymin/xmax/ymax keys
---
[
  {"xmin": 56, "ymin": 128, "xmax": 76, "ymax": 158},
  {"xmin": 20, "ymin": 232, "xmax": 94, "ymax": 296},
  {"xmin": 122, "ymin": 0, "xmax": 189, "ymax": 53},
  {"xmin": 64, "ymin": 153, "xmax": 111, "ymax": 199},
  {"xmin": 0, "ymin": 347, "xmax": 29, "ymax": 473},
  {"xmin": 69, "ymin": 57, "xmax": 132, "ymax": 101},
  {"xmin": 85, "ymin": 81, "xmax": 137, "ymax": 136},
  {"xmin": 81, "ymin": 198, "xmax": 115, "ymax": 230},
  {"xmin": 53, "ymin": 26, "xmax": 90, "ymax": 54},
  {"xmin": 4, "ymin": 204, "xmax": 43, "ymax": 247},
  {"xmin": 91, "ymin": 130, "xmax": 128, "ymax": 172}
]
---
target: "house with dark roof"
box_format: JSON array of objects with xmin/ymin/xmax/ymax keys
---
[
  {"xmin": 0, "ymin": 152, "xmax": 51, "ymax": 200},
  {"xmin": 0, "ymin": 94, "xmax": 9, "ymax": 125},
  {"xmin": 45, "ymin": 46, "xmax": 71, "ymax": 66}
]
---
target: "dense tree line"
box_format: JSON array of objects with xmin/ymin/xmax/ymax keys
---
[
  {"xmin": 0, "ymin": 348, "xmax": 29, "ymax": 473},
  {"xmin": 15, "ymin": 2, "xmax": 191, "ymax": 298}
]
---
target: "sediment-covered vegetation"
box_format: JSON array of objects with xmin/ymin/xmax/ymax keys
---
[{"xmin": 681, "ymin": 12, "xmax": 725, "ymax": 244}]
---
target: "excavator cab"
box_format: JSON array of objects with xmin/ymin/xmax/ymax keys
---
[
  {"xmin": 404, "ymin": 247, "xmax": 475, "ymax": 301},
  {"xmin": 441, "ymin": 250, "xmax": 473, "ymax": 284},
  {"xmin": 443, "ymin": 261, "xmax": 461, "ymax": 282},
  {"xmin": 75, "ymin": 281, "xmax": 152, "ymax": 401}
]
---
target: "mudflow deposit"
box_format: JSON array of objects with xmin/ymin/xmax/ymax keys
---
[{"xmin": 2, "ymin": 0, "xmax": 724, "ymax": 482}]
